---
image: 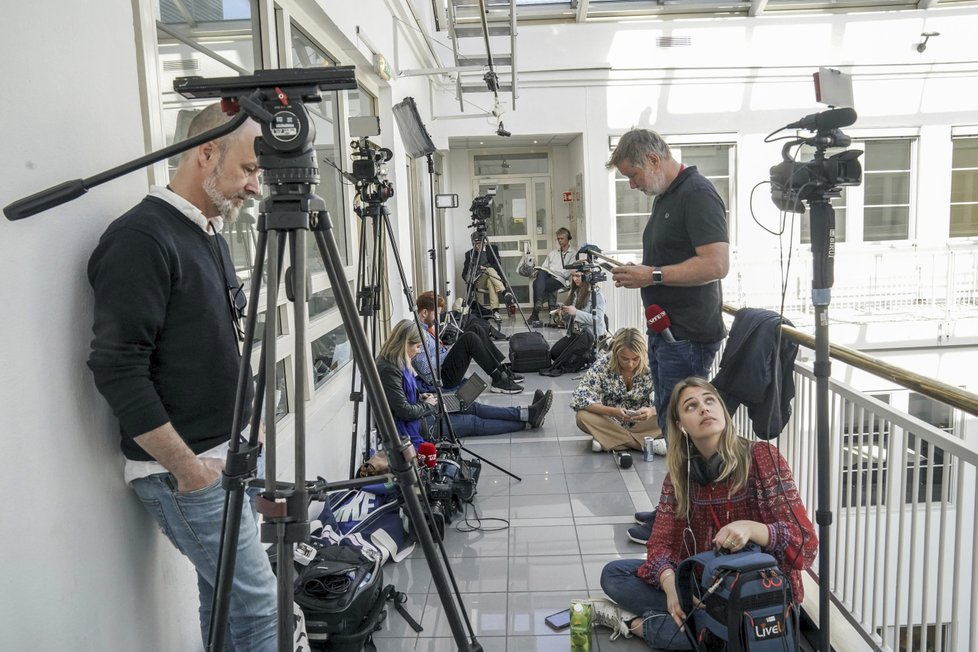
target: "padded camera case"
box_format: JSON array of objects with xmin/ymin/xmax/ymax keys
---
[{"xmin": 508, "ymin": 331, "xmax": 551, "ymax": 372}]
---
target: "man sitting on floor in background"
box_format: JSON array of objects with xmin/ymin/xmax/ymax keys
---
[
  {"xmin": 462, "ymin": 231, "xmax": 509, "ymax": 321},
  {"xmin": 414, "ymin": 291, "xmax": 523, "ymax": 394}
]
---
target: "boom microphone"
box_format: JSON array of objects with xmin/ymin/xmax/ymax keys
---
[
  {"xmin": 646, "ymin": 304, "xmax": 676, "ymax": 343},
  {"xmin": 418, "ymin": 441, "xmax": 438, "ymax": 469},
  {"xmin": 785, "ymin": 107, "xmax": 857, "ymax": 132}
]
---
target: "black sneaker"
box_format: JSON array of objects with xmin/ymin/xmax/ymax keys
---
[
  {"xmin": 627, "ymin": 520, "xmax": 654, "ymax": 544},
  {"xmin": 528, "ymin": 390, "xmax": 553, "ymax": 428},
  {"xmin": 504, "ymin": 364, "xmax": 525, "ymax": 382},
  {"xmin": 533, "ymin": 389, "xmax": 544, "ymax": 404},
  {"xmin": 528, "ymin": 314, "xmax": 542, "ymax": 327},
  {"xmin": 490, "ymin": 376, "xmax": 523, "ymax": 394},
  {"xmin": 634, "ymin": 510, "xmax": 656, "ymax": 525},
  {"xmin": 491, "ymin": 309, "xmax": 501, "ymax": 321}
]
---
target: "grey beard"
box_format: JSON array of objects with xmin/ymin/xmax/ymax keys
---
[{"xmin": 202, "ymin": 172, "xmax": 242, "ymax": 223}]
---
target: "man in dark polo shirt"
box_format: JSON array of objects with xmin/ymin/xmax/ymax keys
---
[{"xmin": 608, "ymin": 129, "xmax": 729, "ymax": 432}]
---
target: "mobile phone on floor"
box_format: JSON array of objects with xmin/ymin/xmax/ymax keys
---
[{"xmin": 545, "ymin": 608, "xmax": 571, "ymax": 631}]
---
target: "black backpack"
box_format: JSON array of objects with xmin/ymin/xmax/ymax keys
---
[
  {"xmin": 539, "ymin": 329, "xmax": 595, "ymax": 376},
  {"xmin": 293, "ymin": 543, "xmax": 420, "ymax": 651}
]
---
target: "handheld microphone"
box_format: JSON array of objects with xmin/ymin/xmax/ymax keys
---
[
  {"xmin": 417, "ymin": 442, "xmax": 438, "ymax": 469},
  {"xmin": 785, "ymin": 107, "xmax": 857, "ymax": 132},
  {"xmin": 646, "ymin": 304, "xmax": 676, "ymax": 343}
]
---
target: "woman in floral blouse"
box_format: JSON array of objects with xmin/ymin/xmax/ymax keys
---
[{"xmin": 570, "ymin": 327, "xmax": 663, "ymax": 453}]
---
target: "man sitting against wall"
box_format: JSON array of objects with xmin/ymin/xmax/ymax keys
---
[{"xmin": 414, "ymin": 291, "xmax": 523, "ymax": 394}]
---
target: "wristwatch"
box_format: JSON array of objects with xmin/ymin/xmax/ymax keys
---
[{"xmin": 651, "ymin": 266, "xmax": 663, "ymax": 285}]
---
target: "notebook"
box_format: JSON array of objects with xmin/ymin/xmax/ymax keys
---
[{"xmin": 441, "ymin": 374, "xmax": 489, "ymax": 413}]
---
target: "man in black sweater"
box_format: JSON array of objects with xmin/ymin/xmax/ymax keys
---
[{"xmin": 87, "ymin": 103, "xmax": 277, "ymax": 650}]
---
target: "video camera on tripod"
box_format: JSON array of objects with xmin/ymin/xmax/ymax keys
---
[
  {"xmin": 768, "ymin": 107, "xmax": 863, "ymax": 213},
  {"xmin": 468, "ymin": 187, "xmax": 496, "ymax": 235},
  {"xmin": 568, "ymin": 245, "xmax": 608, "ymax": 285},
  {"xmin": 349, "ymin": 121, "xmax": 394, "ymax": 204},
  {"xmin": 416, "ymin": 442, "xmax": 482, "ymax": 538}
]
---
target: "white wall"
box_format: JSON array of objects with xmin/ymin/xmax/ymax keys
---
[{"xmin": 0, "ymin": 1, "xmax": 207, "ymax": 649}]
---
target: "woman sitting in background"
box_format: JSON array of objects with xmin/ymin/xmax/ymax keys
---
[
  {"xmin": 376, "ymin": 319, "xmax": 553, "ymax": 448},
  {"xmin": 569, "ymin": 327, "xmax": 663, "ymax": 454},
  {"xmin": 591, "ymin": 377, "xmax": 818, "ymax": 649},
  {"xmin": 550, "ymin": 269, "xmax": 607, "ymax": 358}
]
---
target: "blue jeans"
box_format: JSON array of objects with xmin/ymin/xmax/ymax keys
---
[
  {"xmin": 649, "ymin": 335, "xmax": 722, "ymax": 432},
  {"xmin": 600, "ymin": 559, "xmax": 693, "ymax": 650},
  {"xmin": 422, "ymin": 402, "xmax": 524, "ymax": 437},
  {"xmin": 130, "ymin": 471, "xmax": 278, "ymax": 651}
]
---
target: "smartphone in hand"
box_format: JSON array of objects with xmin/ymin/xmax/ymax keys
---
[{"xmin": 545, "ymin": 608, "xmax": 571, "ymax": 631}]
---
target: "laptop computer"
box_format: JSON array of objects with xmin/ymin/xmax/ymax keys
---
[{"xmin": 441, "ymin": 374, "xmax": 488, "ymax": 413}]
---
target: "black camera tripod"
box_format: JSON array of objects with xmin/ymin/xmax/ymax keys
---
[
  {"xmin": 461, "ymin": 225, "xmax": 532, "ymax": 331},
  {"xmin": 5, "ymin": 67, "xmax": 484, "ymax": 652}
]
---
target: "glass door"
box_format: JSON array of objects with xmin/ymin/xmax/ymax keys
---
[{"xmin": 474, "ymin": 177, "xmax": 552, "ymax": 304}]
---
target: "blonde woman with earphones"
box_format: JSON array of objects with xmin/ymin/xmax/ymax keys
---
[{"xmin": 588, "ymin": 377, "xmax": 818, "ymax": 648}]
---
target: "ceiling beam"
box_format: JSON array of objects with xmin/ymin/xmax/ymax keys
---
[
  {"xmin": 917, "ymin": 0, "xmax": 941, "ymax": 8},
  {"xmin": 750, "ymin": 0, "xmax": 769, "ymax": 17},
  {"xmin": 576, "ymin": 0, "xmax": 590, "ymax": 22}
]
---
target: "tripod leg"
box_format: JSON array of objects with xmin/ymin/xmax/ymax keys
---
[{"xmin": 312, "ymin": 227, "xmax": 483, "ymax": 652}]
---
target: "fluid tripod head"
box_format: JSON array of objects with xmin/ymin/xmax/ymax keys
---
[{"xmin": 769, "ymin": 107, "xmax": 863, "ymax": 213}]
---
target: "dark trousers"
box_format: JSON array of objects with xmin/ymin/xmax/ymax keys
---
[
  {"xmin": 532, "ymin": 273, "xmax": 565, "ymax": 307},
  {"xmin": 441, "ymin": 330, "xmax": 504, "ymax": 388}
]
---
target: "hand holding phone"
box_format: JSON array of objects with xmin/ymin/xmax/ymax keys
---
[{"xmin": 545, "ymin": 608, "xmax": 571, "ymax": 631}]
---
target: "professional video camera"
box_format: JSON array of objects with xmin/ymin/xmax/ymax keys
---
[
  {"xmin": 769, "ymin": 107, "xmax": 862, "ymax": 213},
  {"xmin": 469, "ymin": 187, "xmax": 496, "ymax": 225},
  {"xmin": 417, "ymin": 442, "xmax": 482, "ymax": 538},
  {"xmin": 350, "ymin": 138, "xmax": 394, "ymax": 204}
]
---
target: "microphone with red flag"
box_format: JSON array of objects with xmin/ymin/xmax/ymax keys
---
[
  {"xmin": 646, "ymin": 304, "xmax": 676, "ymax": 343},
  {"xmin": 417, "ymin": 441, "xmax": 438, "ymax": 469}
]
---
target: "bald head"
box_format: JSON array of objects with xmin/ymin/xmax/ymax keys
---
[{"xmin": 170, "ymin": 102, "xmax": 262, "ymax": 221}]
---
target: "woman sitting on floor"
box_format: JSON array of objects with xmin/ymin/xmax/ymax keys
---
[
  {"xmin": 376, "ymin": 319, "xmax": 553, "ymax": 448},
  {"xmin": 549, "ymin": 269, "xmax": 607, "ymax": 360},
  {"xmin": 569, "ymin": 327, "xmax": 663, "ymax": 454},
  {"xmin": 590, "ymin": 377, "xmax": 818, "ymax": 649}
]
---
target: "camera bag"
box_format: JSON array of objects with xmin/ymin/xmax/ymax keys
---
[
  {"xmin": 676, "ymin": 545, "xmax": 798, "ymax": 651},
  {"xmin": 508, "ymin": 331, "xmax": 551, "ymax": 372}
]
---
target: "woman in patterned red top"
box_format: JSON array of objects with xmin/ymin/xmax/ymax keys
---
[{"xmin": 594, "ymin": 377, "xmax": 817, "ymax": 649}]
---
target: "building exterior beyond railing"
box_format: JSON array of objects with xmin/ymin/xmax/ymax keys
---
[{"xmin": 601, "ymin": 275, "xmax": 978, "ymax": 652}]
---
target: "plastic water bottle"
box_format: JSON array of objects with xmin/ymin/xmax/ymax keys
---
[{"xmin": 569, "ymin": 600, "xmax": 591, "ymax": 651}]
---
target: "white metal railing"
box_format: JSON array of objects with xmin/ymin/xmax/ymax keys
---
[
  {"xmin": 602, "ymin": 275, "xmax": 978, "ymax": 651},
  {"xmin": 603, "ymin": 244, "xmax": 978, "ymax": 323}
]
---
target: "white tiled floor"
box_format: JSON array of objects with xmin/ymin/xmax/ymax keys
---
[{"xmin": 372, "ymin": 319, "xmax": 667, "ymax": 651}]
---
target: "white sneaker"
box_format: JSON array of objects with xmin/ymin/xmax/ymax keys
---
[
  {"xmin": 591, "ymin": 438, "xmax": 604, "ymax": 452},
  {"xmin": 588, "ymin": 598, "xmax": 636, "ymax": 641},
  {"xmin": 651, "ymin": 438, "xmax": 668, "ymax": 456}
]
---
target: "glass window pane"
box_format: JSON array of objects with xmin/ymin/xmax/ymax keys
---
[
  {"xmin": 951, "ymin": 139, "xmax": 978, "ymax": 237},
  {"xmin": 312, "ymin": 324, "xmax": 352, "ymax": 388},
  {"xmin": 617, "ymin": 215, "xmax": 645, "ymax": 250},
  {"xmin": 864, "ymin": 206, "xmax": 909, "ymax": 241},
  {"xmin": 678, "ymin": 145, "xmax": 728, "ymax": 176},
  {"xmin": 950, "ymin": 204, "xmax": 978, "ymax": 237},
  {"xmin": 254, "ymin": 358, "xmax": 288, "ymax": 422},
  {"xmin": 864, "ymin": 140, "xmax": 911, "ymax": 170},
  {"xmin": 308, "ymin": 281, "xmax": 353, "ymax": 320},
  {"xmin": 478, "ymin": 183, "xmax": 528, "ymax": 237},
  {"xmin": 951, "ymin": 137, "xmax": 978, "ymax": 168},
  {"xmin": 474, "ymin": 153, "xmax": 548, "ymax": 176},
  {"xmin": 950, "ymin": 169, "xmax": 978, "ymax": 203},
  {"xmin": 348, "ymin": 86, "xmax": 377, "ymax": 118},
  {"xmin": 290, "ymin": 26, "xmax": 350, "ymax": 268},
  {"xmin": 864, "ymin": 172, "xmax": 910, "ymax": 205}
]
